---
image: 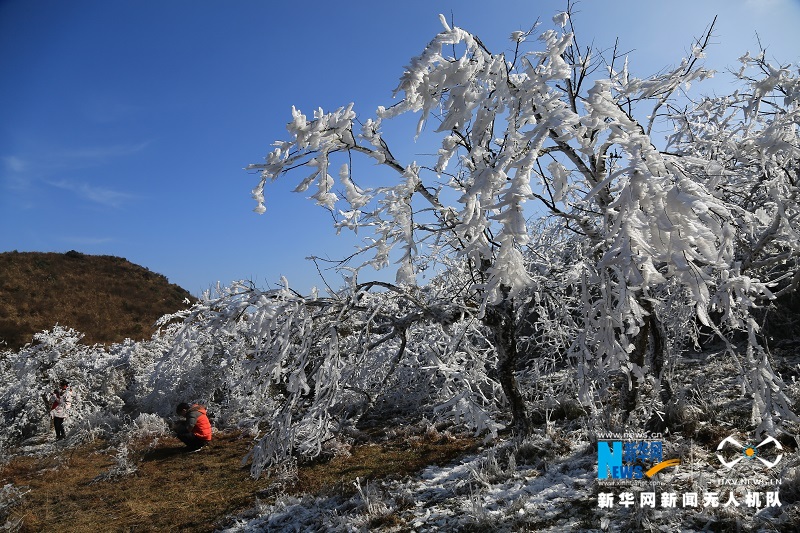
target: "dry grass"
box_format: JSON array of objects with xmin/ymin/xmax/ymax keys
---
[
  {"xmin": 293, "ymin": 433, "xmax": 479, "ymax": 496},
  {"xmin": 0, "ymin": 251, "xmax": 196, "ymax": 349},
  {"xmin": 1, "ymin": 430, "xmax": 476, "ymax": 532},
  {"xmin": 3, "ymin": 432, "xmax": 260, "ymax": 532}
]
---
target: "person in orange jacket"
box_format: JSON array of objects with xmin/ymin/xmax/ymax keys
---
[{"xmin": 174, "ymin": 402, "xmax": 212, "ymax": 451}]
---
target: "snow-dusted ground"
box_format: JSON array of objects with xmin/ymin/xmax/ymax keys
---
[
  {"xmin": 220, "ymin": 430, "xmax": 798, "ymax": 532},
  {"xmin": 3, "ymin": 340, "xmax": 798, "ymax": 532},
  {"xmin": 221, "ymin": 348, "xmax": 800, "ymax": 532}
]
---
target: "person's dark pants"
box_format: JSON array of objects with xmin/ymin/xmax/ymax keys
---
[
  {"xmin": 176, "ymin": 432, "xmax": 209, "ymax": 451},
  {"xmin": 53, "ymin": 417, "xmax": 66, "ymax": 440}
]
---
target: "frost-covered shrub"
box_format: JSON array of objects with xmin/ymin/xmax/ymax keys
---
[
  {"xmin": 354, "ymin": 477, "xmax": 393, "ymax": 522},
  {"xmin": 780, "ymin": 466, "xmax": 800, "ymax": 505},
  {"xmin": 0, "ymin": 325, "xmax": 180, "ymax": 453},
  {"xmin": 130, "ymin": 413, "xmax": 170, "ymax": 437},
  {"xmin": 0, "ymin": 483, "xmax": 26, "ymax": 531},
  {"xmin": 0, "ymin": 326, "xmax": 129, "ymax": 450},
  {"xmin": 160, "ymin": 278, "xmax": 518, "ymax": 477},
  {"xmin": 90, "ymin": 444, "xmax": 139, "ymax": 484}
]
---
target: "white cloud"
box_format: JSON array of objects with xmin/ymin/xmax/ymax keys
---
[
  {"xmin": 2, "ymin": 140, "xmax": 149, "ymax": 207},
  {"xmin": 46, "ymin": 179, "xmax": 135, "ymax": 208},
  {"xmin": 4, "ymin": 141, "xmax": 151, "ymax": 178},
  {"xmin": 1, "ymin": 156, "xmax": 35, "ymax": 193},
  {"xmin": 2, "ymin": 156, "xmax": 27, "ymax": 173},
  {"xmin": 55, "ymin": 141, "xmax": 151, "ymax": 162}
]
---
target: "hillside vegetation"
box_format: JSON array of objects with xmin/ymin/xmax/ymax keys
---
[{"xmin": 0, "ymin": 251, "xmax": 195, "ymax": 350}]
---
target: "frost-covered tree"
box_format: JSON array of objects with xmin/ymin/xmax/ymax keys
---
[
  {"xmin": 161, "ymin": 278, "xmax": 503, "ymax": 477},
  {"xmin": 663, "ymin": 49, "xmax": 800, "ymax": 430},
  {"xmin": 0, "ymin": 5, "xmax": 793, "ymax": 483},
  {"xmin": 236, "ymin": 6, "xmax": 800, "ymax": 473}
]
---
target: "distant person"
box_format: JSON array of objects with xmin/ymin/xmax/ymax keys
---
[
  {"xmin": 174, "ymin": 402, "xmax": 212, "ymax": 451},
  {"xmin": 48, "ymin": 380, "xmax": 73, "ymax": 440}
]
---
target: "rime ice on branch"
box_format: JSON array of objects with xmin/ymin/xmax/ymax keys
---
[{"xmin": 238, "ymin": 7, "xmax": 800, "ymax": 475}]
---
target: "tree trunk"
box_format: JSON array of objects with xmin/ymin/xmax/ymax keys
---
[
  {"xmin": 623, "ymin": 308, "xmax": 649, "ymax": 420},
  {"xmin": 624, "ymin": 298, "xmax": 672, "ymax": 429},
  {"xmin": 485, "ymin": 287, "xmax": 532, "ymax": 437},
  {"xmin": 646, "ymin": 304, "xmax": 672, "ymax": 433}
]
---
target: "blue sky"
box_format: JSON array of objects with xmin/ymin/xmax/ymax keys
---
[{"xmin": 2, "ymin": 0, "xmax": 799, "ymax": 296}]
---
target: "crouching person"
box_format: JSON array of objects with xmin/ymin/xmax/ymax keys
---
[{"xmin": 174, "ymin": 402, "xmax": 212, "ymax": 451}]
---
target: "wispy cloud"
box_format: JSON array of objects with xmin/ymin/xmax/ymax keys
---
[
  {"xmin": 54, "ymin": 141, "xmax": 152, "ymax": 162},
  {"xmin": 46, "ymin": 179, "xmax": 136, "ymax": 208},
  {"xmin": 2, "ymin": 156, "xmax": 27, "ymax": 173},
  {"xmin": 3, "ymin": 141, "xmax": 151, "ymax": 178},
  {"xmin": 1, "ymin": 156, "xmax": 33, "ymax": 191},
  {"xmin": 2, "ymin": 140, "xmax": 150, "ymax": 208}
]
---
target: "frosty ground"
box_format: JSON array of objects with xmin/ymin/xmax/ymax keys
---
[
  {"xmin": 3, "ymin": 344, "xmax": 797, "ymax": 532},
  {"xmin": 219, "ymin": 345, "xmax": 800, "ymax": 532}
]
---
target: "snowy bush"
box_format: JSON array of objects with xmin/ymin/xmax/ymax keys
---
[
  {"xmin": 0, "ymin": 326, "xmax": 128, "ymax": 450},
  {"xmin": 90, "ymin": 444, "xmax": 139, "ymax": 484},
  {"xmin": 130, "ymin": 412, "xmax": 170, "ymax": 437},
  {"xmin": 0, "ymin": 483, "xmax": 25, "ymax": 532}
]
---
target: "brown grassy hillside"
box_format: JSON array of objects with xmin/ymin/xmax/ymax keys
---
[{"xmin": 0, "ymin": 251, "xmax": 196, "ymax": 350}]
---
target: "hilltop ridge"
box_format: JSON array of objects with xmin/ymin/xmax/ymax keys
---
[{"xmin": 0, "ymin": 251, "xmax": 195, "ymax": 350}]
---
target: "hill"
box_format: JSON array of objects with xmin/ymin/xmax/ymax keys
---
[{"xmin": 0, "ymin": 251, "xmax": 195, "ymax": 350}]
